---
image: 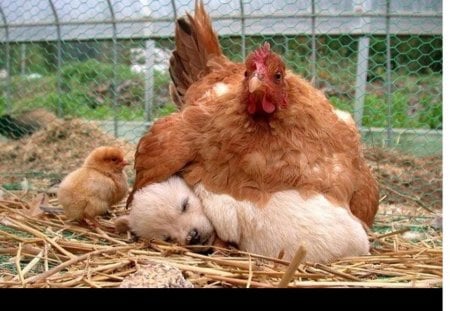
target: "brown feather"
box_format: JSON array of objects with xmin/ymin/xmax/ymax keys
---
[
  {"xmin": 126, "ymin": 113, "xmax": 196, "ymax": 207},
  {"xmin": 169, "ymin": 0, "xmax": 224, "ymax": 107}
]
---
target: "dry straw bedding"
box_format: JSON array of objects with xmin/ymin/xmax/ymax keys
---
[
  {"xmin": 0, "ymin": 118, "xmax": 442, "ymax": 288},
  {"xmin": 0, "ymin": 193, "xmax": 442, "ymax": 288}
]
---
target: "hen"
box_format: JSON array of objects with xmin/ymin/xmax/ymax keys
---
[
  {"xmin": 58, "ymin": 146, "xmax": 129, "ymax": 226},
  {"xmin": 129, "ymin": 1, "xmax": 378, "ymax": 227}
]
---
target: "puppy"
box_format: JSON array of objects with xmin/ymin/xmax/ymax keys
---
[
  {"xmin": 115, "ymin": 176, "xmax": 215, "ymax": 248},
  {"xmin": 194, "ymin": 185, "xmax": 370, "ymax": 263},
  {"xmin": 118, "ymin": 176, "xmax": 368, "ymax": 263}
]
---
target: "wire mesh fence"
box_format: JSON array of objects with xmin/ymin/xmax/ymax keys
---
[{"xmin": 0, "ymin": 0, "xmax": 442, "ymax": 209}]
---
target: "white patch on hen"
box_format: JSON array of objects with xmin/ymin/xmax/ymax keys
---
[
  {"xmin": 333, "ymin": 108, "xmax": 355, "ymax": 127},
  {"xmin": 213, "ymin": 82, "xmax": 230, "ymax": 97}
]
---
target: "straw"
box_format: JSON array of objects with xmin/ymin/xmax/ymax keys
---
[{"xmin": 0, "ymin": 194, "xmax": 442, "ymax": 288}]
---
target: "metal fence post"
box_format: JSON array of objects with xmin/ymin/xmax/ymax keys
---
[
  {"xmin": 354, "ymin": 37, "xmax": 369, "ymax": 128},
  {"xmin": 144, "ymin": 39, "xmax": 154, "ymax": 122},
  {"xmin": 310, "ymin": 0, "xmax": 316, "ymax": 86},
  {"xmin": 106, "ymin": 0, "xmax": 118, "ymax": 138},
  {"xmin": 385, "ymin": 0, "xmax": 393, "ymax": 147},
  {"xmin": 170, "ymin": 0, "xmax": 177, "ymax": 19},
  {"xmin": 0, "ymin": 5, "xmax": 11, "ymax": 113},
  {"xmin": 239, "ymin": 0, "xmax": 246, "ymax": 60},
  {"xmin": 49, "ymin": 0, "xmax": 62, "ymax": 118}
]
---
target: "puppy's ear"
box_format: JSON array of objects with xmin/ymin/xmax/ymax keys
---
[{"xmin": 114, "ymin": 215, "xmax": 131, "ymax": 233}]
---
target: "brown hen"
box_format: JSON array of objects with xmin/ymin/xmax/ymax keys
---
[{"xmin": 129, "ymin": 1, "xmax": 378, "ymax": 226}]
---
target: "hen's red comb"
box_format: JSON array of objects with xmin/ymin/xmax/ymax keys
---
[{"xmin": 252, "ymin": 42, "xmax": 271, "ymax": 64}]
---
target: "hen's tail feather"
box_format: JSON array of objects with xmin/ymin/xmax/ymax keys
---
[{"xmin": 169, "ymin": 0, "xmax": 223, "ymax": 107}]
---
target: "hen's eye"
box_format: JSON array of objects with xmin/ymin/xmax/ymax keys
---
[
  {"xmin": 274, "ymin": 72, "xmax": 282, "ymax": 82},
  {"xmin": 244, "ymin": 71, "xmax": 249, "ymax": 78},
  {"xmin": 181, "ymin": 198, "xmax": 189, "ymax": 213}
]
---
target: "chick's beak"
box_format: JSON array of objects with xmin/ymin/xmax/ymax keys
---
[
  {"xmin": 248, "ymin": 75, "xmax": 263, "ymax": 93},
  {"xmin": 122, "ymin": 160, "xmax": 130, "ymax": 166}
]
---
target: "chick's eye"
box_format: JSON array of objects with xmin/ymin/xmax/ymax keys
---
[
  {"xmin": 111, "ymin": 157, "xmax": 118, "ymax": 162},
  {"xmin": 163, "ymin": 235, "xmax": 173, "ymax": 243},
  {"xmin": 181, "ymin": 198, "xmax": 189, "ymax": 213},
  {"xmin": 274, "ymin": 72, "xmax": 282, "ymax": 82}
]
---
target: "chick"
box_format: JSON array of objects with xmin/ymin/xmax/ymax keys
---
[{"xmin": 57, "ymin": 146, "xmax": 129, "ymax": 226}]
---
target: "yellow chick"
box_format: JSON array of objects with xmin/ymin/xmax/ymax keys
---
[{"xmin": 57, "ymin": 146, "xmax": 129, "ymax": 226}]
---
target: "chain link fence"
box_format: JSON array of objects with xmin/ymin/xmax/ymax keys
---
[{"xmin": 0, "ymin": 0, "xmax": 442, "ymax": 210}]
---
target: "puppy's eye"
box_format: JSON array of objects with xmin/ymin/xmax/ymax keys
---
[{"xmin": 181, "ymin": 198, "xmax": 189, "ymax": 213}]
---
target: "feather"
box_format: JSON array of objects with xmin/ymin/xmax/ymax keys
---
[
  {"xmin": 169, "ymin": 0, "xmax": 224, "ymax": 107},
  {"xmin": 126, "ymin": 112, "xmax": 196, "ymax": 207}
]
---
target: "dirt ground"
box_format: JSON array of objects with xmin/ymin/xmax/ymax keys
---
[{"xmin": 0, "ymin": 118, "xmax": 136, "ymax": 189}]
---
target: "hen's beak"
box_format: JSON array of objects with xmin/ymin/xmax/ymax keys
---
[{"xmin": 249, "ymin": 75, "xmax": 263, "ymax": 93}]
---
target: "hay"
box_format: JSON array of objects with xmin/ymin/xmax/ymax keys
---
[
  {"xmin": 0, "ymin": 117, "xmax": 442, "ymax": 288},
  {"xmin": 0, "ymin": 192, "xmax": 442, "ymax": 288}
]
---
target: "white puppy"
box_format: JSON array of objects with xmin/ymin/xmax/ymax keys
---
[
  {"xmin": 195, "ymin": 185, "xmax": 370, "ymax": 263},
  {"xmin": 115, "ymin": 176, "xmax": 215, "ymax": 247},
  {"xmin": 118, "ymin": 175, "xmax": 369, "ymax": 263}
]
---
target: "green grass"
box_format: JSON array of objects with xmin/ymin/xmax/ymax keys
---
[
  {"xmin": 329, "ymin": 73, "xmax": 442, "ymax": 129},
  {"xmin": 0, "ymin": 60, "xmax": 173, "ymax": 121},
  {"xmin": 0, "ymin": 224, "xmax": 34, "ymax": 238},
  {"xmin": 0, "ymin": 60, "xmax": 442, "ymax": 130}
]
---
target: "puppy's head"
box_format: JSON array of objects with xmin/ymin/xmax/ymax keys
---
[{"xmin": 127, "ymin": 176, "xmax": 215, "ymax": 248}]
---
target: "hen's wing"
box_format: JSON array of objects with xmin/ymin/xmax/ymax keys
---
[
  {"xmin": 349, "ymin": 163, "xmax": 379, "ymax": 226},
  {"xmin": 126, "ymin": 113, "xmax": 195, "ymax": 207}
]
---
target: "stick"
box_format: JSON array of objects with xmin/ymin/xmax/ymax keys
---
[
  {"xmin": 95, "ymin": 227, "xmax": 127, "ymax": 245},
  {"xmin": 44, "ymin": 244, "xmax": 49, "ymax": 272},
  {"xmin": 14, "ymin": 248, "xmax": 44, "ymax": 280},
  {"xmin": 246, "ymin": 255, "xmax": 253, "ymax": 288},
  {"xmin": 15, "ymin": 243, "xmax": 25, "ymax": 286},
  {"xmin": 278, "ymin": 245, "xmax": 307, "ymax": 288},
  {"xmin": 25, "ymin": 245, "xmax": 134, "ymax": 284},
  {"xmin": 43, "ymin": 276, "xmax": 84, "ymax": 288},
  {"xmin": 137, "ymin": 259, "xmax": 235, "ymax": 278},
  {"xmin": 375, "ymin": 228, "xmax": 410, "ymax": 239},
  {"xmin": 7, "ymin": 217, "xmax": 75, "ymax": 259},
  {"xmin": 185, "ymin": 252, "xmax": 263, "ymax": 271},
  {"xmin": 49, "ymin": 261, "xmax": 131, "ymax": 280},
  {"xmin": 207, "ymin": 275, "xmax": 274, "ymax": 288},
  {"xmin": 314, "ymin": 263, "xmax": 361, "ymax": 281},
  {"xmin": 83, "ymin": 278, "xmax": 101, "ymax": 288},
  {"xmin": 284, "ymin": 280, "xmax": 442, "ymax": 288}
]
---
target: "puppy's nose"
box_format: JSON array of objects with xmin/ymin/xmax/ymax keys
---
[{"xmin": 186, "ymin": 228, "xmax": 201, "ymax": 245}]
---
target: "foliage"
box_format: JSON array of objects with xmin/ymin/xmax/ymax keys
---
[
  {"xmin": 329, "ymin": 73, "xmax": 442, "ymax": 129},
  {"xmin": 0, "ymin": 35, "xmax": 442, "ymax": 129},
  {"xmin": 0, "ymin": 60, "xmax": 173, "ymax": 121}
]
